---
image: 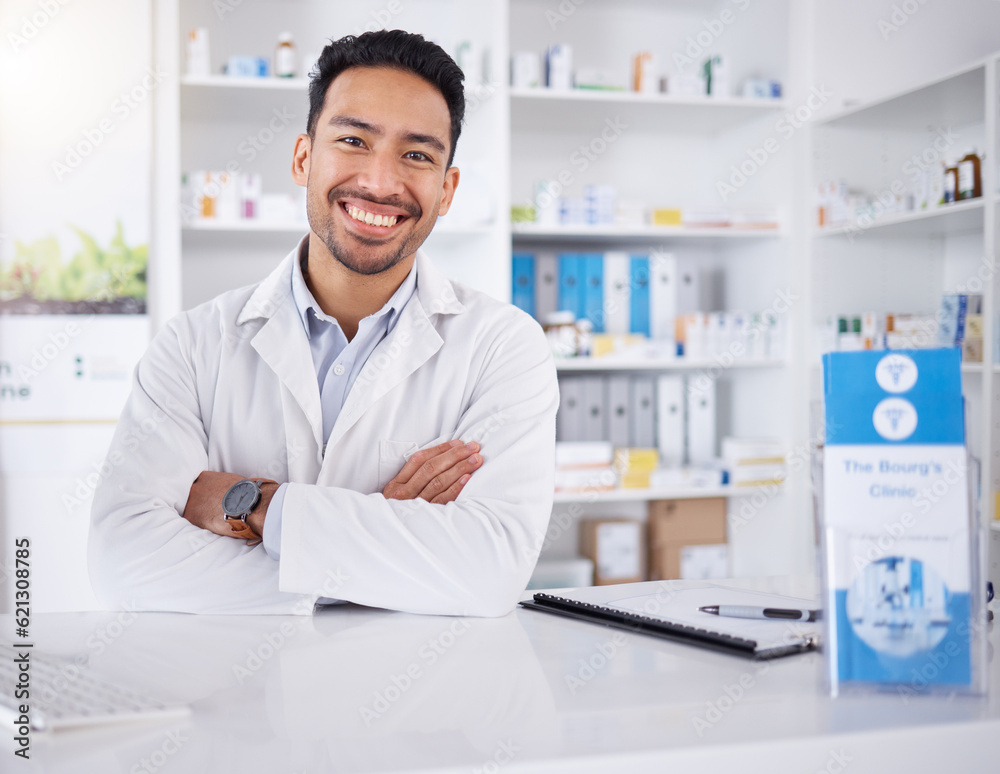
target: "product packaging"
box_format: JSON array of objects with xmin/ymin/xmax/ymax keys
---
[{"xmin": 820, "ymin": 349, "xmax": 987, "ymax": 697}]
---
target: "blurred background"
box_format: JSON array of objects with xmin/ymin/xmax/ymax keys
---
[{"xmin": 2, "ymin": 0, "xmax": 999, "ymax": 612}]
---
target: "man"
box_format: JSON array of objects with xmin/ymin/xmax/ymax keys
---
[{"xmin": 88, "ymin": 30, "xmax": 558, "ymax": 616}]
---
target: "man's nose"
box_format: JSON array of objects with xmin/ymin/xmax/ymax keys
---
[{"xmin": 355, "ymin": 149, "xmax": 406, "ymax": 198}]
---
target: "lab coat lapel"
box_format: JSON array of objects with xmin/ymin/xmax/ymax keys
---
[
  {"xmin": 323, "ymin": 252, "xmax": 465, "ymax": 454},
  {"xmin": 238, "ymin": 244, "xmax": 324, "ymax": 480}
]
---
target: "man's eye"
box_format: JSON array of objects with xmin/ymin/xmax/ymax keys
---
[
  {"xmin": 406, "ymin": 151, "xmax": 430, "ymax": 162},
  {"xmin": 340, "ymin": 137, "xmax": 364, "ymax": 147}
]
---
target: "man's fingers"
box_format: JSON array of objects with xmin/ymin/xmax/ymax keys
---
[
  {"xmin": 417, "ymin": 452, "xmax": 483, "ymax": 502},
  {"xmin": 430, "ymin": 474, "xmax": 472, "ymax": 505},
  {"xmin": 392, "ymin": 440, "xmax": 464, "ymax": 485},
  {"xmin": 383, "ymin": 440, "xmax": 484, "ymax": 501}
]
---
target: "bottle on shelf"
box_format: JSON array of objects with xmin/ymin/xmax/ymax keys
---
[
  {"xmin": 957, "ymin": 149, "xmax": 982, "ymax": 200},
  {"xmin": 274, "ymin": 32, "xmax": 297, "ymax": 78},
  {"xmin": 943, "ymin": 161, "xmax": 958, "ymax": 204}
]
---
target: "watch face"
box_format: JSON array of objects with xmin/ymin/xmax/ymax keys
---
[{"xmin": 223, "ymin": 480, "xmax": 259, "ymax": 516}]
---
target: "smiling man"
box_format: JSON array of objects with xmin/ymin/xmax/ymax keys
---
[{"xmin": 88, "ymin": 31, "xmax": 559, "ymax": 616}]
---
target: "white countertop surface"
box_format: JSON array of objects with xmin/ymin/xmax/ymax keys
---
[{"xmin": 4, "ymin": 576, "xmax": 999, "ymax": 773}]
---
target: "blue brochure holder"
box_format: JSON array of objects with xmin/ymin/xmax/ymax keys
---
[{"xmin": 820, "ymin": 349, "xmax": 987, "ymax": 697}]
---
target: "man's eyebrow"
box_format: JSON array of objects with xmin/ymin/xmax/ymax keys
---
[
  {"xmin": 327, "ymin": 115, "xmax": 446, "ymax": 156},
  {"xmin": 328, "ymin": 115, "xmax": 382, "ymax": 135},
  {"xmin": 403, "ymin": 132, "xmax": 446, "ymax": 155}
]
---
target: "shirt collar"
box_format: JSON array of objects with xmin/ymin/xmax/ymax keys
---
[{"xmin": 290, "ymin": 241, "xmax": 418, "ymax": 340}]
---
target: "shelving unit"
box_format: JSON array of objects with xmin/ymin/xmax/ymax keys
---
[
  {"xmin": 508, "ymin": 0, "xmax": 802, "ymax": 578},
  {"xmin": 808, "ymin": 54, "xmax": 999, "ymax": 533},
  {"xmin": 555, "ymin": 358, "xmax": 785, "ymax": 372},
  {"xmin": 161, "ymin": 0, "xmax": 511, "ymax": 313},
  {"xmin": 512, "ymin": 223, "xmax": 785, "ymax": 240},
  {"xmin": 553, "ymin": 485, "xmax": 761, "ymax": 504}
]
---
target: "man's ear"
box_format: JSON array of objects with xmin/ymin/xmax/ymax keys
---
[
  {"xmin": 291, "ymin": 133, "xmax": 311, "ymax": 186},
  {"xmin": 436, "ymin": 166, "xmax": 460, "ymax": 217}
]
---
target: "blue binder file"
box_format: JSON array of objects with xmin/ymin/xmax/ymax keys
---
[
  {"xmin": 511, "ymin": 253, "xmax": 535, "ymax": 318},
  {"xmin": 582, "ymin": 253, "xmax": 605, "ymax": 332},
  {"xmin": 821, "ymin": 349, "xmax": 975, "ymax": 693},
  {"xmin": 558, "ymin": 254, "xmax": 585, "ymax": 319},
  {"xmin": 629, "ymin": 255, "xmax": 650, "ymax": 337}
]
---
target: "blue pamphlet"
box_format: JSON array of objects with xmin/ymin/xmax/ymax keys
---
[{"xmin": 821, "ymin": 349, "xmax": 975, "ymax": 694}]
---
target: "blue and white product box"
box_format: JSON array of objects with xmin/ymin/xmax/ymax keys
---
[{"xmin": 821, "ymin": 349, "xmax": 984, "ymax": 695}]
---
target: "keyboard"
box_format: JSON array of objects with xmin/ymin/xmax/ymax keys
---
[{"xmin": 0, "ymin": 642, "xmax": 189, "ymax": 732}]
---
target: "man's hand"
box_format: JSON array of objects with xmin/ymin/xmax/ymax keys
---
[
  {"xmin": 183, "ymin": 471, "xmax": 278, "ymax": 539},
  {"xmin": 383, "ymin": 440, "xmax": 483, "ymax": 504}
]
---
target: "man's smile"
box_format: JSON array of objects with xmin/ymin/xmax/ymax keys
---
[{"xmin": 336, "ymin": 196, "xmax": 416, "ymax": 238}]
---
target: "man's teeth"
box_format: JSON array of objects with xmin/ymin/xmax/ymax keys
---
[{"xmin": 346, "ymin": 205, "xmax": 398, "ymax": 227}]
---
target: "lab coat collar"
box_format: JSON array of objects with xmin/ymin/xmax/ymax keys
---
[
  {"xmin": 236, "ymin": 236, "xmax": 465, "ymax": 326},
  {"xmin": 235, "ymin": 236, "xmax": 468, "ymax": 467}
]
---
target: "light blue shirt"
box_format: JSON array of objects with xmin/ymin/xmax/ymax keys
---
[{"xmin": 262, "ymin": 246, "xmax": 417, "ymax": 560}]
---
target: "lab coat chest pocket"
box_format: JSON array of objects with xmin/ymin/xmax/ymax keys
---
[{"xmin": 378, "ymin": 439, "xmax": 419, "ymax": 491}]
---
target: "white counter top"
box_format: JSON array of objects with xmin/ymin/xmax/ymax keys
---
[{"xmin": 5, "ymin": 576, "xmax": 998, "ymax": 773}]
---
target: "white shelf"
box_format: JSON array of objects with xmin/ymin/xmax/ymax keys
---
[
  {"xmin": 961, "ymin": 363, "xmax": 1000, "ymax": 374},
  {"xmin": 815, "ymin": 198, "xmax": 986, "ymax": 238},
  {"xmin": 181, "ymin": 75, "xmax": 309, "ymax": 90},
  {"xmin": 553, "ymin": 484, "xmax": 770, "ymax": 504},
  {"xmin": 556, "ymin": 357, "xmax": 786, "ymax": 373},
  {"xmin": 814, "ymin": 60, "xmax": 986, "ymax": 131},
  {"xmin": 184, "ymin": 220, "xmax": 307, "ymax": 233},
  {"xmin": 512, "ymin": 223, "xmax": 786, "ymax": 241},
  {"xmin": 181, "ymin": 75, "xmax": 309, "ymax": 121},
  {"xmin": 510, "ymin": 87, "xmax": 787, "ymax": 134}
]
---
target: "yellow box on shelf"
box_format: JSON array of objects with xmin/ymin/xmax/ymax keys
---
[
  {"xmin": 615, "ymin": 447, "xmax": 660, "ymax": 489},
  {"xmin": 651, "ymin": 208, "xmax": 682, "ymax": 226},
  {"xmin": 592, "ymin": 333, "xmax": 646, "ymax": 358}
]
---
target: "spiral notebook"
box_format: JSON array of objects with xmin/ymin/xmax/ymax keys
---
[{"xmin": 519, "ymin": 581, "xmax": 821, "ymax": 659}]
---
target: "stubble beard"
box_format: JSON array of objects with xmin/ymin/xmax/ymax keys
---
[{"xmin": 307, "ymin": 183, "xmax": 429, "ymax": 277}]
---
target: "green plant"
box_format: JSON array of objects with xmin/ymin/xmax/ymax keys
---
[{"xmin": 0, "ymin": 221, "xmax": 147, "ymax": 303}]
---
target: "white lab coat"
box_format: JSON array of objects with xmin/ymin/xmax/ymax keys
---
[{"xmin": 88, "ymin": 244, "xmax": 559, "ymax": 616}]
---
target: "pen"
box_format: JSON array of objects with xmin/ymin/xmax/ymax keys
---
[{"xmin": 699, "ymin": 605, "xmax": 821, "ymax": 622}]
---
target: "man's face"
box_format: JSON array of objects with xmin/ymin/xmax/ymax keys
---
[{"xmin": 293, "ymin": 66, "xmax": 459, "ymax": 276}]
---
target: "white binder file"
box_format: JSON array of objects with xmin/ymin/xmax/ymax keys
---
[
  {"xmin": 607, "ymin": 375, "xmax": 631, "ymax": 448},
  {"xmin": 603, "ymin": 251, "xmax": 631, "ymax": 335},
  {"xmin": 649, "ymin": 252, "xmax": 677, "ymax": 340},
  {"xmin": 686, "ymin": 377, "xmax": 716, "ymax": 463},
  {"xmin": 580, "ymin": 376, "xmax": 606, "ymax": 441},
  {"xmin": 630, "ymin": 376, "xmax": 656, "ymax": 448},
  {"xmin": 557, "ymin": 377, "xmax": 584, "ymax": 442},
  {"xmin": 534, "ymin": 252, "xmax": 559, "ymax": 321},
  {"xmin": 655, "ymin": 374, "xmax": 685, "ymax": 466}
]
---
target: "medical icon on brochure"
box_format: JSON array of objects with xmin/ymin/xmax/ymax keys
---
[{"xmin": 846, "ymin": 556, "xmax": 951, "ymax": 658}]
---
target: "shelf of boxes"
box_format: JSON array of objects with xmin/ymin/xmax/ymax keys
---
[
  {"xmin": 510, "ymin": 87, "xmax": 787, "ymax": 134},
  {"xmin": 808, "ymin": 52, "xmax": 999, "ymax": 527},
  {"xmin": 554, "ymin": 357, "xmax": 786, "ymax": 373},
  {"xmin": 814, "ymin": 198, "xmax": 986, "ymax": 239},
  {"xmin": 552, "ymin": 484, "xmax": 765, "ymax": 504},
  {"xmin": 512, "ymin": 223, "xmax": 786, "ymax": 240}
]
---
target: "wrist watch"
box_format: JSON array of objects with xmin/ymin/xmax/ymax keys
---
[{"xmin": 222, "ymin": 479, "xmax": 267, "ymax": 543}]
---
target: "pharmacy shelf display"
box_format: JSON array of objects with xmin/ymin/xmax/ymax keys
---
[
  {"xmin": 507, "ymin": 0, "xmax": 801, "ymax": 578},
  {"xmin": 160, "ymin": 0, "xmax": 511, "ymax": 314},
  {"xmin": 809, "ymin": 53, "xmax": 999, "ymax": 530}
]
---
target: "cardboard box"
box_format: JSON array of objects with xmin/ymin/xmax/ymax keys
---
[
  {"xmin": 647, "ymin": 497, "xmax": 727, "ymax": 543},
  {"xmin": 647, "ymin": 498, "xmax": 727, "ymax": 580},
  {"xmin": 580, "ymin": 518, "xmax": 645, "ymax": 585}
]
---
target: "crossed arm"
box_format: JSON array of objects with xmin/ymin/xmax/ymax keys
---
[{"xmin": 181, "ymin": 439, "xmax": 484, "ymax": 540}]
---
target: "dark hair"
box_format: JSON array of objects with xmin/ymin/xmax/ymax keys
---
[{"xmin": 307, "ymin": 30, "xmax": 465, "ymax": 168}]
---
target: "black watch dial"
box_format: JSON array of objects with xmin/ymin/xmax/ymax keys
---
[{"xmin": 223, "ymin": 480, "xmax": 259, "ymax": 517}]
